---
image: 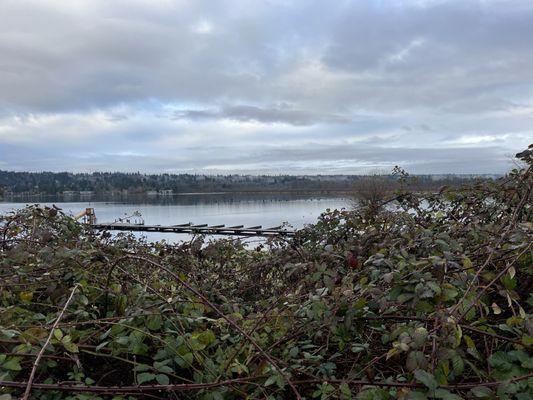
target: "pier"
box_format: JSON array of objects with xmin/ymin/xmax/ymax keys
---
[
  {"xmin": 91, "ymin": 222, "xmax": 296, "ymax": 237},
  {"xmin": 75, "ymin": 208, "xmax": 296, "ymax": 237}
]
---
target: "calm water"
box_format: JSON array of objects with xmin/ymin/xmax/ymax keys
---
[{"xmin": 0, "ymin": 193, "xmax": 350, "ymax": 243}]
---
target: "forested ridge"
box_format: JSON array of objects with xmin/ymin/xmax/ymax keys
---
[{"xmin": 0, "ymin": 170, "xmax": 489, "ymax": 196}]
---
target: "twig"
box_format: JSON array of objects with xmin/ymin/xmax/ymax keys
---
[
  {"xmin": 2, "ymin": 372, "xmax": 531, "ymax": 395},
  {"xmin": 22, "ymin": 284, "xmax": 80, "ymax": 400},
  {"xmin": 1, "ymin": 376, "xmax": 261, "ymax": 394}
]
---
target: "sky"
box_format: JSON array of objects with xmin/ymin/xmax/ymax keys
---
[{"xmin": 0, "ymin": 0, "xmax": 532, "ymax": 174}]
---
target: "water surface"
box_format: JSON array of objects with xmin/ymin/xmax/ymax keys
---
[{"xmin": 1, "ymin": 193, "xmax": 350, "ymax": 243}]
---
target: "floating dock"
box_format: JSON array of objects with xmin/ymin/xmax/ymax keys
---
[{"xmin": 91, "ymin": 222, "xmax": 296, "ymax": 237}]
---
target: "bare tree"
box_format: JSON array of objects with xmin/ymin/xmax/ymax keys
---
[{"xmin": 350, "ymin": 173, "xmax": 396, "ymax": 215}]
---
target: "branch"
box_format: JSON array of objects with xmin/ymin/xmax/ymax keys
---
[
  {"xmin": 1, "ymin": 372, "xmax": 531, "ymax": 395},
  {"xmin": 22, "ymin": 284, "xmax": 80, "ymax": 400}
]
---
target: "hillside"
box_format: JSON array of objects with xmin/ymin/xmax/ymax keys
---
[{"xmin": 0, "ymin": 170, "xmax": 491, "ymax": 197}]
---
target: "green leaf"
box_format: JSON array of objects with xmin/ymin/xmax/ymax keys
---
[
  {"xmin": 2, "ymin": 357, "xmax": 22, "ymax": 371},
  {"xmin": 500, "ymin": 275, "xmax": 516, "ymax": 290},
  {"xmin": 340, "ymin": 382, "xmax": 351, "ymax": 398},
  {"xmin": 175, "ymin": 353, "xmax": 193, "ymax": 368},
  {"xmin": 434, "ymin": 388, "xmax": 462, "ymax": 399},
  {"xmin": 155, "ymin": 374, "xmax": 169, "ymax": 385},
  {"xmin": 137, "ymin": 372, "xmax": 156, "ymax": 384},
  {"xmin": 197, "ymin": 330, "xmax": 216, "ymax": 346},
  {"xmin": 53, "ymin": 328, "xmax": 63, "ymax": 341},
  {"xmin": 412, "ymin": 327, "xmax": 428, "ymax": 348},
  {"xmin": 116, "ymin": 336, "xmax": 129, "ymax": 345},
  {"xmin": 96, "ymin": 341, "xmax": 109, "ymax": 352},
  {"xmin": 521, "ymin": 335, "xmax": 533, "ymax": 346},
  {"xmin": 397, "ymin": 293, "xmax": 415, "ymax": 303},
  {"xmin": 469, "ymin": 386, "xmax": 494, "ymax": 398},
  {"xmin": 414, "ymin": 369, "xmax": 438, "ymax": 391},
  {"xmin": 155, "ymin": 364, "xmax": 173, "ymax": 374},
  {"xmin": 1, "ymin": 329, "xmax": 18, "ymax": 339},
  {"xmin": 407, "ymin": 351, "xmax": 427, "ymax": 371},
  {"xmin": 356, "ymin": 388, "xmax": 391, "ymax": 400},
  {"xmin": 451, "ymin": 354, "xmax": 464, "ymax": 376},
  {"xmin": 132, "ymin": 342, "xmax": 149, "ymax": 355},
  {"xmin": 62, "ymin": 340, "xmax": 79, "ymax": 353},
  {"xmin": 264, "ymin": 374, "xmax": 278, "ymax": 387},
  {"xmin": 146, "ymin": 315, "xmax": 163, "ymax": 331},
  {"xmin": 407, "ymin": 391, "xmax": 428, "ymax": 400},
  {"xmin": 464, "ymin": 335, "xmax": 481, "ymax": 360},
  {"xmin": 488, "ymin": 352, "xmax": 511, "ymax": 369},
  {"xmin": 426, "ymin": 281, "xmax": 442, "ymax": 297},
  {"xmin": 442, "ymin": 287, "xmax": 459, "ymax": 302},
  {"xmin": 188, "ymin": 338, "xmax": 206, "ymax": 351},
  {"xmin": 134, "ymin": 363, "xmax": 151, "ymax": 372}
]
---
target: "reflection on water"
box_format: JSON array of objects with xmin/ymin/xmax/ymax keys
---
[
  {"xmin": 0, "ymin": 193, "xmax": 350, "ymax": 243},
  {"xmin": 3, "ymin": 192, "xmax": 350, "ymax": 205}
]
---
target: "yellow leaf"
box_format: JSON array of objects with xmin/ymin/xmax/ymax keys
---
[
  {"xmin": 19, "ymin": 291, "xmax": 33, "ymax": 303},
  {"xmin": 463, "ymin": 257, "xmax": 474, "ymax": 273},
  {"xmin": 386, "ymin": 347, "xmax": 399, "ymax": 360},
  {"xmin": 21, "ymin": 327, "xmax": 48, "ymax": 344}
]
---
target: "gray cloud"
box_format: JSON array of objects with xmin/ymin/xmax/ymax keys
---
[
  {"xmin": 0, "ymin": 140, "xmax": 515, "ymax": 175},
  {"xmin": 0, "ymin": 0, "xmax": 531, "ymax": 173},
  {"xmin": 173, "ymin": 105, "xmax": 350, "ymax": 126}
]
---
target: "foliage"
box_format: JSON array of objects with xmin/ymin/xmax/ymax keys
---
[{"xmin": 0, "ymin": 146, "xmax": 532, "ymax": 399}]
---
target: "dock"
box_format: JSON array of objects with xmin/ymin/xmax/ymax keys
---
[
  {"xmin": 76, "ymin": 208, "xmax": 296, "ymax": 237},
  {"xmin": 91, "ymin": 222, "xmax": 296, "ymax": 237}
]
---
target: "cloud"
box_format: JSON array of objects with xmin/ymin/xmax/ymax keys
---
[
  {"xmin": 0, "ymin": 0, "xmax": 531, "ymax": 173},
  {"xmin": 173, "ymin": 105, "xmax": 350, "ymax": 126}
]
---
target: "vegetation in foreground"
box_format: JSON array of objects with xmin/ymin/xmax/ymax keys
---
[{"xmin": 0, "ymin": 146, "xmax": 531, "ymax": 399}]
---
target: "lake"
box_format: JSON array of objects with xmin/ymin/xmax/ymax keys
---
[{"xmin": 0, "ymin": 193, "xmax": 350, "ymax": 243}]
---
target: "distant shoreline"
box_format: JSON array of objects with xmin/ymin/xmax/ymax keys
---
[
  {"xmin": 1, "ymin": 190, "xmax": 354, "ymax": 204},
  {"xmin": 2, "ymin": 189, "xmax": 354, "ymax": 197}
]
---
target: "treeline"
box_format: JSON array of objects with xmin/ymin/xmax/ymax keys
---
[{"xmin": 0, "ymin": 170, "xmax": 496, "ymax": 196}]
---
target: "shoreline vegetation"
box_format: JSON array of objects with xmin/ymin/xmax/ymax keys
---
[{"xmin": 0, "ymin": 145, "xmax": 531, "ymax": 399}]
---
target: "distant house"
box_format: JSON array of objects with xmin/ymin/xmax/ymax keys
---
[
  {"xmin": 146, "ymin": 190, "xmax": 158, "ymax": 196},
  {"xmin": 159, "ymin": 189, "xmax": 173, "ymax": 195},
  {"xmin": 80, "ymin": 191, "xmax": 94, "ymax": 196},
  {"xmin": 62, "ymin": 191, "xmax": 77, "ymax": 196}
]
